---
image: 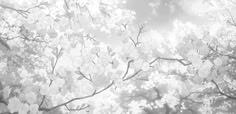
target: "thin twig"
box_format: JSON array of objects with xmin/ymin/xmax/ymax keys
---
[
  {"xmin": 39, "ymin": 48, "xmax": 63, "ymax": 109},
  {"xmin": 136, "ymin": 25, "xmax": 144, "ymax": 43},
  {"xmin": 39, "ymin": 79, "xmax": 53, "ymax": 109},
  {"xmin": 83, "ymin": 6, "xmax": 95, "ymax": 23},
  {"xmin": 129, "ymin": 37, "xmax": 136, "ymax": 47},
  {"xmin": 123, "ymin": 56, "xmax": 191, "ymax": 81},
  {"xmin": 65, "ymin": 104, "xmax": 89, "ymax": 111},
  {"xmin": 122, "ymin": 60, "xmax": 134, "ymax": 80},
  {"xmin": 226, "ymin": 9, "xmax": 236, "ymax": 27},
  {"xmin": 149, "ymin": 57, "xmax": 191, "ymax": 66},
  {"xmin": 0, "ymin": 4, "xmax": 29, "ymax": 18},
  {"xmin": 76, "ymin": 70, "xmax": 92, "ymax": 82},
  {"xmin": 0, "ymin": 3, "xmax": 45, "ymax": 18},
  {"xmin": 129, "ymin": 26, "xmax": 144, "ymax": 47},
  {"xmin": 51, "ymin": 48, "xmax": 63, "ymax": 74},
  {"xmin": 123, "ymin": 69, "xmax": 142, "ymax": 81},
  {"xmin": 64, "ymin": 0, "xmax": 70, "ymax": 10}
]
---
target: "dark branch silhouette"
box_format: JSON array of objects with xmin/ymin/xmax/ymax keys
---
[{"xmin": 212, "ymin": 80, "xmax": 236, "ymax": 100}]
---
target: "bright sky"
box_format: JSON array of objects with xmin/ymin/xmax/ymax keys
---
[
  {"xmin": 97, "ymin": 0, "xmax": 214, "ymax": 48},
  {"xmin": 92, "ymin": 0, "xmax": 236, "ymax": 49},
  {"xmin": 122, "ymin": 0, "xmax": 213, "ymax": 47},
  {"xmin": 126, "ymin": 0, "xmax": 211, "ymax": 31}
]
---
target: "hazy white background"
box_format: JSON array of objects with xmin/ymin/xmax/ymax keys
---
[{"xmin": 98, "ymin": 0, "xmax": 214, "ymax": 47}]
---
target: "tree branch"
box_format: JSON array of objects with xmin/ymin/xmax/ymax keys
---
[
  {"xmin": 64, "ymin": 0, "xmax": 70, "ymax": 10},
  {"xmin": 77, "ymin": 5, "xmax": 95, "ymax": 23},
  {"xmin": 39, "ymin": 48, "xmax": 63, "ymax": 109},
  {"xmin": 0, "ymin": 38, "xmax": 11, "ymax": 50},
  {"xmin": 208, "ymin": 44, "xmax": 236, "ymax": 60},
  {"xmin": 123, "ymin": 69, "xmax": 142, "ymax": 81},
  {"xmin": 211, "ymin": 80, "xmax": 236, "ymax": 100},
  {"xmin": 150, "ymin": 57, "xmax": 191, "ymax": 66},
  {"xmin": 39, "ymin": 58, "xmax": 147, "ymax": 112},
  {"xmin": 129, "ymin": 37, "xmax": 136, "ymax": 47},
  {"xmin": 0, "ymin": 2, "xmax": 45, "ymax": 18},
  {"xmin": 39, "ymin": 79, "xmax": 53, "ymax": 109},
  {"xmin": 51, "ymin": 48, "xmax": 63, "ymax": 74},
  {"xmin": 65, "ymin": 104, "xmax": 89, "ymax": 111},
  {"xmin": 37, "ymin": 48, "xmax": 191, "ymax": 112},
  {"xmin": 136, "ymin": 25, "xmax": 144, "ymax": 43},
  {"xmin": 39, "ymin": 81, "xmax": 114, "ymax": 112},
  {"xmin": 129, "ymin": 25, "xmax": 144, "ymax": 47},
  {"xmin": 122, "ymin": 60, "xmax": 134, "ymax": 80},
  {"xmin": 226, "ymin": 9, "xmax": 236, "ymax": 27},
  {"xmin": 76, "ymin": 70, "xmax": 92, "ymax": 82},
  {"xmin": 0, "ymin": 4, "xmax": 29, "ymax": 18},
  {"xmin": 123, "ymin": 56, "xmax": 191, "ymax": 81}
]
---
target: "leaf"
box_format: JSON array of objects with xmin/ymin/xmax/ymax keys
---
[
  {"xmin": 110, "ymin": 52, "xmax": 116, "ymax": 56},
  {"xmin": 51, "ymin": 57, "xmax": 54, "ymax": 67},
  {"xmin": 37, "ymin": 29, "xmax": 47, "ymax": 38},
  {"xmin": 198, "ymin": 60, "xmax": 213, "ymax": 78},
  {"xmin": 112, "ymin": 58, "xmax": 119, "ymax": 69},
  {"xmin": 213, "ymin": 57, "xmax": 222, "ymax": 66},
  {"xmin": 49, "ymin": 83, "xmax": 59, "ymax": 94},
  {"xmin": 191, "ymin": 57, "xmax": 202, "ymax": 68},
  {"xmin": 99, "ymin": 52, "xmax": 112, "ymax": 66},
  {"xmin": 40, "ymin": 1, "xmax": 50, "ymax": 6},
  {"xmin": 186, "ymin": 50, "xmax": 202, "ymax": 68},
  {"xmin": 54, "ymin": 78, "xmax": 65, "ymax": 88},
  {"xmin": 133, "ymin": 59, "xmax": 144, "ymax": 69},
  {"xmin": 40, "ymin": 84, "xmax": 50, "ymax": 95},
  {"xmin": 0, "ymin": 103, "xmax": 7, "ymax": 113},
  {"xmin": 56, "ymin": 66, "xmax": 67, "ymax": 77},
  {"xmin": 141, "ymin": 62, "xmax": 150, "ymax": 71},
  {"xmin": 92, "ymin": 74, "xmax": 110, "ymax": 90},
  {"xmin": 90, "ymin": 47, "xmax": 100, "ymax": 54},
  {"xmin": 80, "ymin": 103, "xmax": 86, "ymax": 108},
  {"xmin": 107, "ymin": 46, "xmax": 112, "ymax": 54},
  {"xmin": 19, "ymin": 25, "xmax": 30, "ymax": 38},
  {"xmin": 177, "ymin": 43, "xmax": 192, "ymax": 55},
  {"xmin": 73, "ymin": 56, "xmax": 83, "ymax": 68},
  {"xmin": 25, "ymin": 92, "xmax": 37, "ymax": 104},
  {"xmin": 29, "ymin": 104, "xmax": 39, "ymax": 114},
  {"xmin": 0, "ymin": 81, "xmax": 3, "ymax": 91},
  {"xmin": 192, "ymin": 75, "xmax": 203, "ymax": 84},
  {"xmin": 198, "ymin": 67, "xmax": 210, "ymax": 79},
  {"xmin": 7, "ymin": 97, "xmax": 21, "ymax": 113},
  {"xmin": 93, "ymin": 40, "xmax": 100, "ymax": 45},
  {"xmin": 199, "ymin": 45, "xmax": 209, "ymax": 55},
  {"xmin": 108, "ymin": 72, "xmax": 121, "ymax": 82},
  {"xmin": 18, "ymin": 103, "xmax": 29, "ymax": 114},
  {"xmin": 192, "ymin": 39, "xmax": 203, "ymax": 49},
  {"xmin": 3, "ymin": 86, "xmax": 11, "ymax": 99},
  {"xmin": 47, "ymin": 28, "xmax": 58, "ymax": 38}
]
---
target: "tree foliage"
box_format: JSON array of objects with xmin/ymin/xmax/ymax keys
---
[{"xmin": 0, "ymin": 0, "xmax": 236, "ymax": 114}]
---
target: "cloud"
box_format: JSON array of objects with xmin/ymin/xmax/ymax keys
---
[
  {"xmin": 148, "ymin": 0, "xmax": 161, "ymax": 15},
  {"xmin": 142, "ymin": 29, "xmax": 178, "ymax": 49},
  {"xmin": 176, "ymin": 0, "xmax": 224, "ymax": 16}
]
